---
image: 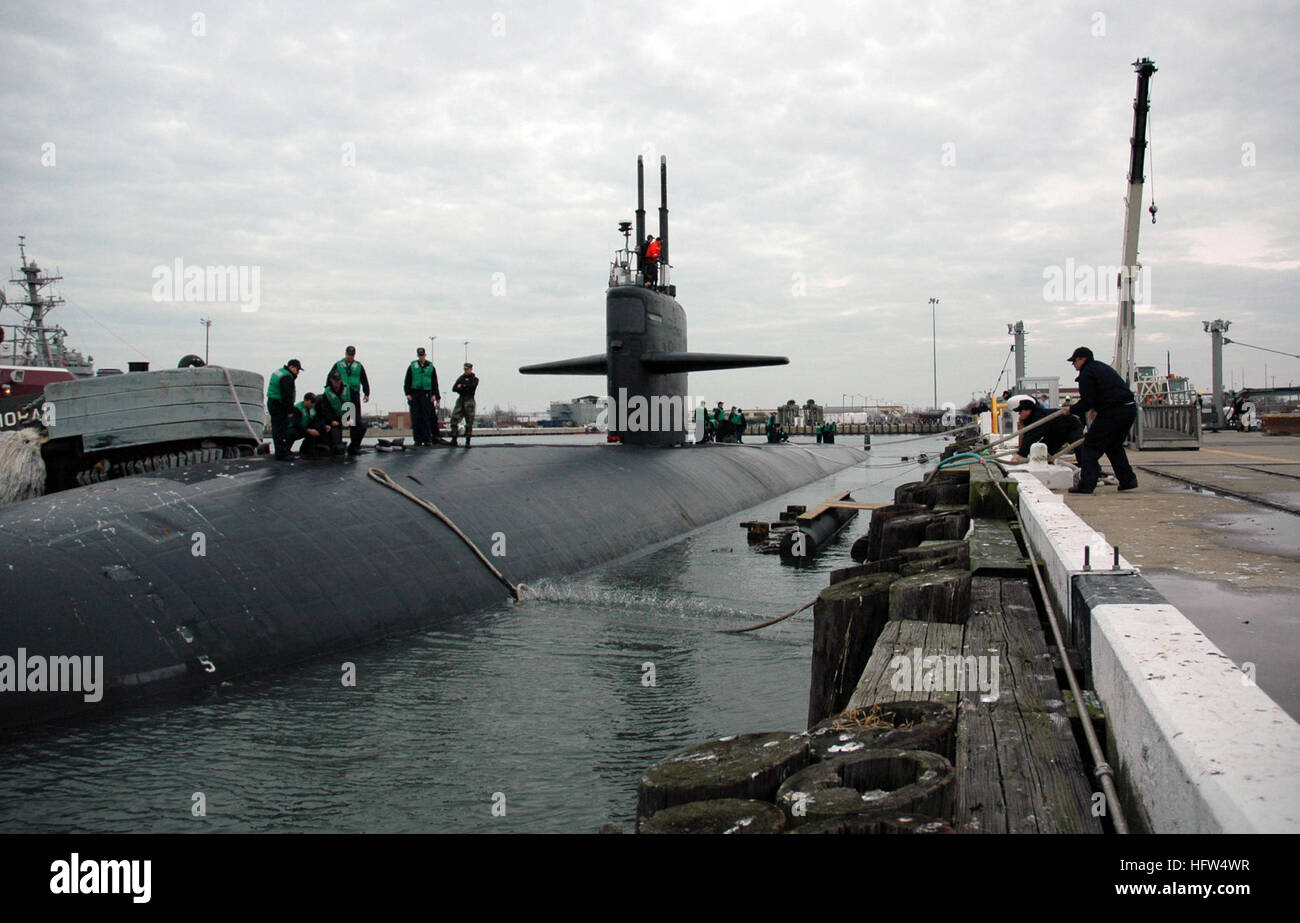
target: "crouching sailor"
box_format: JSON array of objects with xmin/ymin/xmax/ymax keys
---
[
  {"xmin": 267, "ymin": 359, "xmax": 303, "ymax": 461},
  {"xmin": 316, "ymin": 371, "xmax": 350, "ymax": 455},
  {"xmin": 324, "ymin": 367, "xmax": 366, "ymax": 455},
  {"xmin": 291, "ymin": 392, "xmax": 323, "ymax": 456},
  {"xmin": 1009, "ymin": 397, "xmax": 1083, "ymax": 463}
]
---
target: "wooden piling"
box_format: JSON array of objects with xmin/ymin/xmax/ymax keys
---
[
  {"xmin": 637, "ymin": 732, "xmax": 810, "ymax": 825},
  {"xmin": 968, "ymin": 465, "xmax": 1018, "ymax": 519},
  {"xmin": 888, "ymin": 568, "xmax": 972, "ymax": 624},
  {"xmin": 807, "ymin": 700, "xmax": 957, "ymax": 761},
  {"xmin": 790, "ymin": 812, "xmax": 954, "ymax": 834},
  {"xmin": 808, "ymin": 573, "xmax": 896, "ymax": 727},
  {"xmin": 639, "ymin": 798, "xmax": 787, "ymax": 834},
  {"xmin": 898, "ymin": 539, "xmax": 971, "ymax": 576},
  {"xmin": 775, "ymin": 748, "xmax": 955, "ymax": 828}
]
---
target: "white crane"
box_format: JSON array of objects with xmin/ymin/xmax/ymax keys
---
[{"xmin": 1112, "ymin": 58, "xmax": 1158, "ymax": 387}]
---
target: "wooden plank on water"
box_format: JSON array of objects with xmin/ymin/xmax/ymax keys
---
[
  {"xmin": 806, "ymin": 500, "xmax": 886, "ymax": 513},
  {"xmin": 969, "ymin": 518, "xmax": 1027, "ymax": 575},
  {"xmin": 799, "ymin": 490, "xmax": 852, "ymax": 520}
]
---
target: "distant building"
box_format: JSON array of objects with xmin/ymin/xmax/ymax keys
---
[{"xmin": 548, "ymin": 395, "xmax": 605, "ymax": 427}]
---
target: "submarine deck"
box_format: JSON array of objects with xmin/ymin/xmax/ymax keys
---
[{"xmin": 0, "ymin": 439, "xmax": 868, "ymax": 727}]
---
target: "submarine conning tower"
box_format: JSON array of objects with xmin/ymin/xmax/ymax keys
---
[{"xmin": 519, "ymin": 155, "xmax": 788, "ymax": 447}]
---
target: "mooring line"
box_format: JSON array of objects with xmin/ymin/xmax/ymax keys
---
[
  {"xmin": 719, "ymin": 598, "xmax": 816, "ymax": 635},
  {"xmin": 367, "ymin": 467, "xmax": 523, "ymax": 600}
]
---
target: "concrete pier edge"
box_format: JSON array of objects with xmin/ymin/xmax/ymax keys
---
[{"xmin": 1008, "ymin": 471, "xmax": 1300, "ymax": 833}]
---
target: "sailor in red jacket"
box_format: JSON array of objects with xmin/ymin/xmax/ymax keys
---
[{"xmin": 643, "ymin": 235, "xmax": 661, "ymax": 286}]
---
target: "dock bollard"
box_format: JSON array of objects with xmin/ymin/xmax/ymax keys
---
[{"xmin": 1113, "ymin": 546, "xmax": 1120, "ymax": 569}]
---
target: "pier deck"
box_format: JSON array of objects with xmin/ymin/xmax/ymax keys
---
[
  {"xmin": 848, "ymin": 573, "xmax": 1104, "ymax": 834},
  {"xmin": 1059, "ymin": 430, "xmax": 1300, "ymax": 721}
]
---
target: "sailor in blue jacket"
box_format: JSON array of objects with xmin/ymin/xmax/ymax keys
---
[{"xmin": 1063, "ymin": 347, "xmax": 1138, "ymax": 494}]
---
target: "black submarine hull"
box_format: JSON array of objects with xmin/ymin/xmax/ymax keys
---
[{"xmin": 0, "ymin": 441, "xmax": 866, "ymax": 727}]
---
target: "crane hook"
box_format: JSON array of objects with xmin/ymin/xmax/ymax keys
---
[{"xmin": 1149, "ymin": 202, "xmax": 1158, "ymax": 224}]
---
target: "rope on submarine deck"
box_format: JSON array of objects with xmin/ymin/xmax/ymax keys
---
[{"xmin": 367, "ymin": 467, "xmax": 524, "ymax": 601}]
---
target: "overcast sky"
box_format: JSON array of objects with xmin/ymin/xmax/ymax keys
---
[{"xmin": 2, "ymin": 0, "xmax": 1296, "ymax": 415}]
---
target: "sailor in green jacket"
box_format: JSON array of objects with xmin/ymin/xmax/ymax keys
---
[
  {"xmin": 267, "ymin": 359, "xmax": 303, "ymax": 460},
  {"xmin": 730, "ymin": 408, "xmax": 745, "ymax": 443},
  {"xmin": 316, "ymin": 370, "xmax": 353, "ymax": 455},
  {"xmin": 713, "ymin": 402, "xmax": 729, "ymax": 442},
  {"xmin": 290, "ymin": 393, "xmax": 322, "ymax": 455},
  {"xmin": 404, "ymin": 347, "xmax": 442, "ymax": 446},
  {"xmin": 332, "ymin": 346, "xmax": 370, "ymax": 410}
]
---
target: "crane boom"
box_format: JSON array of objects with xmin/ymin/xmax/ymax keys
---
[{"xmin": 1113, "ymin": 57, "xmax": 1157, "ymax": 386}]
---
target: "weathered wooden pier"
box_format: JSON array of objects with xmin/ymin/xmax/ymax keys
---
[{"xmin": 633, "ymin": 464, "xmax": 1107, "ymax": 834}]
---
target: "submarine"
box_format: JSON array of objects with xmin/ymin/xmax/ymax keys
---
[{"xmin": 0, "ymin": 156, "xmax": 867, "ymax": 728}]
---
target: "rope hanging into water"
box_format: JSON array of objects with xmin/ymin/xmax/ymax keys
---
[
  {"xmin": 367, "ymin": 467, "xmax": 523, "ymax": 601},
  {"xmin": 719, "ymin": 598, "xmax": 816, "ymax": 635}
]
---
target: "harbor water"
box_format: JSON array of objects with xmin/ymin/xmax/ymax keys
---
[{"xmin": 0, "ymin": 434, "xmax": 945, "ymax": 833}]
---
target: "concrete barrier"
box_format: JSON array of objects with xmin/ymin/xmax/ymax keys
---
[{"xmin": 1009, "ymin": 471, "xmax": 1300, "ymax": 833}]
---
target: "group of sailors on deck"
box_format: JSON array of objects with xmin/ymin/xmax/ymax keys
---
[{"xmin": 265, "ymin": 346, "xmax": 480, "ymax": 460}]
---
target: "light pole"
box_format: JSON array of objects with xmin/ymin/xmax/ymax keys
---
[
  {"xmin": 928, "ymin": 298, "xmax": 939, "ymax": 408},
  {"xmin": 464, "ymin": 341, "xmax": 470, "ymax": 364},
  {"xmin": 430, "ymin": 335, "xmax": 437, "ymax": 360},
  {"xmin": 200, "ymin": 317, "xmax": 212, "ymax": 364}
]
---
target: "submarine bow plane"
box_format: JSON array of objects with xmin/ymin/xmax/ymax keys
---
[{"xmin": 0, "ymin": 155, "xmax": 867, "ymax": 728}]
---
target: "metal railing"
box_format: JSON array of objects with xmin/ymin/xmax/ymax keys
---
[
  {"xmin": 1134, "ymin": 402, "xmax": 1201, "ymax": 449},
  {"xmin": 607, "ymin": 252, "xmax": 672, "ymax": 291}
]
